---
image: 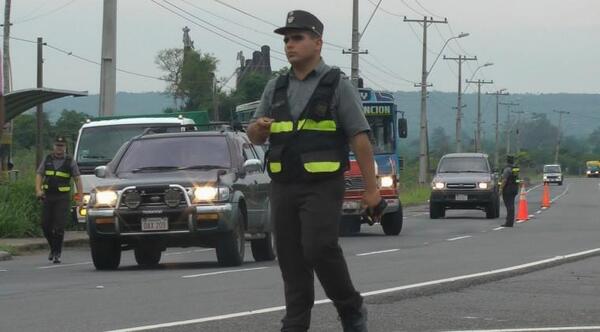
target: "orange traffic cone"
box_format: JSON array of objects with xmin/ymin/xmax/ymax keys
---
[
  {"xmin": 516, "ymin": 183, "xmax": 530, "ymax": 222},
  {"xmin": 541, "ymin": 182, "xmax": 551, "ymax": 209}
]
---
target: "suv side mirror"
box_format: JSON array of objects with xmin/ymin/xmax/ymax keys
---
[
  {"xmin": 243, "ymin": 159, "xmax": 263, "ymax": 173},
  {"xmin": 95, "ymin": 166, "xmax": 107, "ymax": 178},
  {"xmin": 397, "ymin": 118, "xmax": 408, "ymax": 138}
]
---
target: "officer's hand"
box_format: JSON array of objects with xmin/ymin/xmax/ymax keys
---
[
  {"xmin": 361, "ymin": 189, "xmax": 382, "ymax": 211},
  {"xmin": 36, "ymin": 190, "xmax": 45, "ymax": 200},
  {"xmin": 255, "ymin": 117, "xmax": 274, "ymax": 130}
]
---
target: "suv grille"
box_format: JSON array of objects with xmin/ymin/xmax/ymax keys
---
[
  {"xmin": 120, "ymin": 187, "xmax": 187, "ymax": 209},
  {"xmin": 446, "ymin": 183, "xmax": 477, "ymax": 189}
]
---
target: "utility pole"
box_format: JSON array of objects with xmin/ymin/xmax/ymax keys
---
[
  {"xmin": 499, "ymin": 101, "xmax": 519, "ymax": 155},
  {"xmin": 466, "ymin": 79, "xmax": 493, "ymax": 152},
  {"xmin": 343, "ymin": 0, "xmax": 368, "ymax": 87},
  {"xmin": 99, "ymin": 0, "xmax": 117, "ymax": 116},
  {"xmin": 553, "ymin": 110, "xmax": 570, "ymax": 163},
  {"xmin": 36, "ymin": 37, "xmax": 44, "ymax": 168},
  {"xmin": 0, "ymin": 0, "xmax": 11, "ymax": 175},
  {"xmin": 486, "ymin": 90, "xmax": 509, "ymax": 167},
  {"xmin": 404, "ymin": 16, "xmax": 447, "ymax": 184},
  {"xmin": 511, "ymin": 110, "xmax": 524, "ymax": 154},
  {"xmin": 444, "ymin": 55, "xmax": 477, "ymax": 152}
]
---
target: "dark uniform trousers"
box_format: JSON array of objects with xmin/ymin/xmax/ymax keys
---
[
  {"xmin": 41, "ymin": 194, "xmax": 71, "ymax": 255},
  {"xmin": 502, "ymin": 188, "xmax": 518, "ymax": 226},
  {"xmin": 270, "ymin": 174, "xmax": 363, "ymax": 331}
]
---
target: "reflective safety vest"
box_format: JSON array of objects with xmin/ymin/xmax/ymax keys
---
[
  {"xmin": 266, "ymin": 68, "xmax": 349, "ymax": 183},
  {"xmin": 505, "ymin": 166, "xmax": 520, "ymax": 187},
  {"xmin": 42, "ymin": 154, "xmax": 72, "ymax": 195}
]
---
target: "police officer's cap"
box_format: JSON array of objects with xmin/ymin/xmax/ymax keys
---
[
  {"xmin": 274, "ymin": 10, "xmax": 323, "ymax": 36},
  {"xmin": 54, "ymin": 135, "xmax": 67, "ymax": 145}
]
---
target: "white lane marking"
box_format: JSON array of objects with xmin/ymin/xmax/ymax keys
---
[
  {"xmin": 443, "ymin": 326, "xmax": 600, "ymax": 332},
  {"xmin": 493, "ymin": 227, "xmax": 504, "ymax": 231},
  {"xmin": 525, "ymin": 183, "xmax": 542, "ymax": 193},
  {"xmin": 106, "ymin": 247, "xmax": 600, "ymax": 332},
  {"xmin": 550, "ymin": 184, "xmax": 570, "ymax": 203},
  {"xmin": 0, "ymin": 269, "xmax": 8, "ymax": 272},
  {"xmin": 181, "ymin": 267, "xmax": 269, "ymax": 279},
  {"xmin": 37, "ymin": 262, "xmax": 92, "ymax": 269},
  {"xmin": 164, "ymin": 249, "xmax": 213, "ymax": 256},
  {"xmin": 356, "ymin": 249, "xmax": 399, "ymax": 256},
  {"xmin": 447, "ymin": 235, "xmax": 472, "ymax": 241}
]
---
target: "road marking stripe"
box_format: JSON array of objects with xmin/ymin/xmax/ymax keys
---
[
  {"xmin": 525, "ymin": 183, "xmax": 542, "ymax": 193},
  {"xmin": 37, "ymin": 262, "xmax": 91, "ymax": 269},
  {"xmin": 550, "ymin": 184, "xmax": 570, "ymax": 203},
  {"xmin": 0, "ymin": 269, "xmax": 8, "ymax": 272},
  {"xmin": 447, "ymin": 235, "xmax": 472, "ymax": 241},
  {"xmin": 493, "ymin": 227, "xmax": 504, "ymax": 230},
  {"xmin": 182, "ymin": 267, "xmax": 269, "ymax": 279},
  {"xmin": 443, "ymin": 326, "xmax": 600, "ymax": 332},
  {"xmin": 165, "ymin": 249, "xmax": 213, "ymax": 256},
  {"xmin": 356, "ymin": 249, "xmax": 399, "ymax": 256},
  {"xmin": 106, "ymin": 248, "xmax": 600, "ymax": 332}
]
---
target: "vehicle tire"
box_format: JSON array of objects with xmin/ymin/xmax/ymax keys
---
[
  {"xmin": 90, "ymin": 237, "xmax": 121, "ymax": 270},
  {"xmin": 251, "ymin": 231, "xmax": 276, "ymax": 261},
  {"xmin": 430, "ymin": 202, "xmax": 443, "ymax": 219},
  {"xmin": 558, "ymin": 181, "xmax": 563, "ymax": 186},
  {"xmin": 134, "ymin": 243, "xmax": 162, "ymax": 266},
  {"xmin": 216, "ymin": 212, "xmax": 245, "ymax": 267},
  {"xmin": 381, "ymin": 205, "xmax": 403, "ymax": 236},
  {"xmin": 339, "ymin": 216, "xmax": 361, "ymax": 236}
]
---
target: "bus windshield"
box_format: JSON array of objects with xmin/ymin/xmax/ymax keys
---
[
  {"xmin": 76, "ymin": 124, "xmax": 184, "ymax": 166},
  {"xmin": 367, "ymin": 115, "xmax": 395, "ymax": 154}
]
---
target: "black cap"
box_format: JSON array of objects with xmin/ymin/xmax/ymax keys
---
[
  {"xmin": 274, "ymin": 10, "xmax": 323, "ymax": 36},
  {"xmin": 54, "ymin": 135, "xmax": 67, "ymax": 144}
]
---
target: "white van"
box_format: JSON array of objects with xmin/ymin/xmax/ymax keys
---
[
  {"xmin": 73, "ymin": 117, "xmax": 195, "ymax": 222},
  {"xmin": 542, "ymin": 164, "xmax": 563, "ymax": 186}
]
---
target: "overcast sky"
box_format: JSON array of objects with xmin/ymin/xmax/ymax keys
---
[{"xmin": 3, "ymin": 0, "xmax": 600, "ymax": 95}]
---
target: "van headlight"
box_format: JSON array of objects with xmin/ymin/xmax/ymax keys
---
[
  {"xmin": 432, "ymin": 182, "xmax": 445, "ymax": 190},
  {"xmin": 478, "ymin": 182, "xmax": 490, "ymax": 189},
  {"xmin": 192, "ymin": 186, "xmax": 230, "ymax": 202},
  {"xmin": 94, "ymin": 191, "xmax": 118, "ymax": 207},
  {"xmin": 379, "ymin": 176, "xmax": 394, "ymax": 188}
]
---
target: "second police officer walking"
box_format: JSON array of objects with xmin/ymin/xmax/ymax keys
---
[
  {"xmin": 248, "ymin": 10, "xmax": 382, "ymax": 332},
  {"xmin": 35, "ymin": 135, "xmax": 83, "ymax": 263},
  {"xmin": 500, "ymin": 155, "xmax": 519, "ymax": 227}
]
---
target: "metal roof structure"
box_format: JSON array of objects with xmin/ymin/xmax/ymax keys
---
[{"xmin": 4, "ymin": 88, "xmax": 88, "ymax": 123}]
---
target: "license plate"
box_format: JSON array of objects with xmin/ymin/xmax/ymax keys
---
[
  {"xmin": 141, "ymin": 217, "xmax": 168, "ymax": 231},
  {"xmin": 342, "ymin": 201, "xmax": 361, "ymax": 210},
  {"xmin": 455, "ymin": 194, "xmax": 468, "ymax": 201}
]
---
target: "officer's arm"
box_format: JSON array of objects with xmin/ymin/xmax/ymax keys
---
[
  {"xmin": 74, "ymin": 176, "xmax": 84, "ymax": 200},
  {"xmin": 35, "ymin": 174, "xmax": 44, "ymax": 197},
  {"xmin": 350, "ymin": 132, "xmax": 380, "ymax": 205},
  {"xmin": 247, "ymin": 119, "xmax": 272, "ymax": 145}
]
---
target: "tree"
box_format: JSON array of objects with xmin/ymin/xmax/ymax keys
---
[
  {"xmin": 54, "ymin": 109, "xmax": 88, "ymax": 150},
  {"xmin": 155, "ymin": 48, "xmax": 184, "ymax": 107},
  {"xmin": 430, "ymin": 126, "xmax": 450, "ymax": 159},
  {"xmin": 13, "ymin": 113, "xmax": 52, "ymax": 150},
  {"xmin": 234, "ymin": 72, "xmax": 270, "ymax": 103},
  {"xmin": 588, "ymin": 126, "xmax": 600, "ymax": 155}
]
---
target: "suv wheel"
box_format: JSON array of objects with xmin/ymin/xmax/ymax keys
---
[
  {"xmin": 90, "ymin": 237, "xmax": 121, "ymax": 270},
  {"xmin": 251, "ymin": 231, "xmax": 276, "ymax": 261},
  {"xmin": 430, "ymin": 202, "xmax": 443, "ymax": 219},
  {"xmin": 381, "ymin": 204, "xmax": 403, "ymax": 236},
  {"xmin": 216, "ymin": 211, "xmax": 245, "ymax": 266},
  {"xmin": 134, "ymin": 243, "xmax": 162, "ymax": 266}
]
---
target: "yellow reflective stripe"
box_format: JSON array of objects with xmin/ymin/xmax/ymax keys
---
[
  {"xmin": 270, "ymin": 121, "xmax": 293, "ymax": 133},
  {"xmin": 42, "ymin": 184, "xmax": 49, "ymax": 189},
  {"xmin": 269, "ymin": 162, "xmax": 282, "ymax": 173},
  {"xmin": 54, "ymin": 171, "xmax": 71, "ymax": 178},
  {"xmin": 298, "ymin": 119, "xmax": 336, "ymax": 132},
  {"xmin": 304, "ymin": 162, "xmax": 340, "ymax": 173},
  {"xmin": 58, "ymin": 187, "xmax": 71, "ymax": 192},
  {"xmin": 45, "ymin": 170, "xmax": 55, "ymax": 176}
]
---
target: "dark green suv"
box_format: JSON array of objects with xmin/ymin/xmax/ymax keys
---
[{"xmin": 86, "ymin": 129, "xmax": 274, "ymax": 270}]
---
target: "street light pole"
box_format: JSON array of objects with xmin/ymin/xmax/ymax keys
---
[
  {"xmin": 466, "ymin": 78, "xmax": 493, "ymax": 152},
  {"xmin": 486, "ymin": 89, "xmax": 508, "ymax": 167},
  {"xmin": 553, "ymin": 110, "xmax": 570, "ymax": 163}
]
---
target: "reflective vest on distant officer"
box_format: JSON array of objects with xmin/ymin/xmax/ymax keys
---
[
  {"xmin": 42, "ymin": 154, "xmax": 72, "ymax": 195},
  {"xmin": 505, "ymin": 166, "xmax": 521, "ymax": 188},
  {"xmin": 266, "ymin": 68, "xmax": 349, "ymax": 183}
]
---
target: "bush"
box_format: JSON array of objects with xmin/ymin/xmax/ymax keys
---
[{"xmin": 0, "ymin": 178, "xmax": 43, "ymax": 238}]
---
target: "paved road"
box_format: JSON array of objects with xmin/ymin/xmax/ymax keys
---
[{"xmin": 1, "ymin": 178, "xmax": 598, "ymax": 332}]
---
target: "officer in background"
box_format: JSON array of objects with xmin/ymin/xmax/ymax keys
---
[
  {"xmin": 248, "ymin": 10, "xmax": 380, "ymax": 332},
  {"xmin": 500, "ymin": 155, "xmax": 519, "ymax": 227},
  {"xmin": 35, "ymin": 135, "xmax": 83, "ymax": 263}
]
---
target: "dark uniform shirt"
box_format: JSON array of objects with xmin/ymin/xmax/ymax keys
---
[{"xmin": 252, "ymin": 59, "xmax": 370, "ymax": 138}]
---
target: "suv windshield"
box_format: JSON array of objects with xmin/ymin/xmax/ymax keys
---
[
  {"xmin": 76, "ymin": 124, "xmax": 187, "ymax": 166},
  {"xmin": 116, "ymin": 136, "xmax": 230, "ymax": 173},
  {"xmin": 438, "ymin": 157, "xmax": 489, "ymax": 173},
  {"xmin": 543, "ymin": 165, "xmax": 561, "ymax": 173}
]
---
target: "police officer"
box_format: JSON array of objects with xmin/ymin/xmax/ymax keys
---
[
  {"xmin": 35, "ymin": 135, "xmax": 83, "ymax": 263},
  {"xmin": 247, "ymin": 10, "xmax": 380, "ymax": 332},
  {"xmin": 500, "ymin": 155, "xmax": 519, "ymax": 227}
]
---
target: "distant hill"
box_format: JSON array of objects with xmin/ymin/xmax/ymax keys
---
[{"xmin": 41, "ymin": 90, "xmax": 600, "ymax": 139}]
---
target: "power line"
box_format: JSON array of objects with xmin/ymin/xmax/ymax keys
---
[
  {"xmin": 13, "ymin": 0, "xmax": 78, "ymax": 24},
  {"xmin": 413, "ymin": 0, "xmax": 444, "ymax": 19},
  {"xmin": 399, "ymin": 0, "xmax": 426, "ymax": 16},
  {"xmin": 360, "ymin": 0, "xmax": 382, "ymax": 41},
  {"xmin": 366, "ymin": 0, "xmax": 405, "ymax": 17},
  {"xmin": 361, "ymin": 55, "xmax": 416, "ymax": 84}
]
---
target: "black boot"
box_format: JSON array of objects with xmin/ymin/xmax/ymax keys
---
[
  {"xmin": 53, "ymin": 252, "xmax": 61, "ymax": 264},
  {"xmin": 340, "ymin": 305, "xmax": 368, "ymax": 332},
  {"xmin": 48, "ymin": 251, "xmax": 54, "ymax": 261}
]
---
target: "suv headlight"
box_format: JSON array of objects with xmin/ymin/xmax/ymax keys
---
[
  {"xmin": 94, "ymin": 190, "xmax": 118, "ymax": 207},
  {"xmin": 192, "ymin": 186, "xmax": 230, "ymax": 202},
  {"xmin": 432, "ymin": 182, "xmax": 445, "ymax": 190},
  {"xmin": 379, "ymin": 176, "xmax": 394, "ymax": 188},
  {"xmin": 478, "ymin": 182, "xmax": 490, "ymax": 189}
]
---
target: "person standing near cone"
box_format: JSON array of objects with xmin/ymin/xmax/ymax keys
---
[
  {"xmin": 248, "ymin": 10, "xmax": 380, "ymax": 332},
  {"xmin": 35, "ymin": 135, "xmax": 83, "ymax": 263},
  {"xmin": 500, "ymin": 155, "xmax": 520, "ymax": 227}
]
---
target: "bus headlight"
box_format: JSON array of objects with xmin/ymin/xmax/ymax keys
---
[{"xmin": 379, "ymin": 176, "xmax": 394, "ymax": 188}]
